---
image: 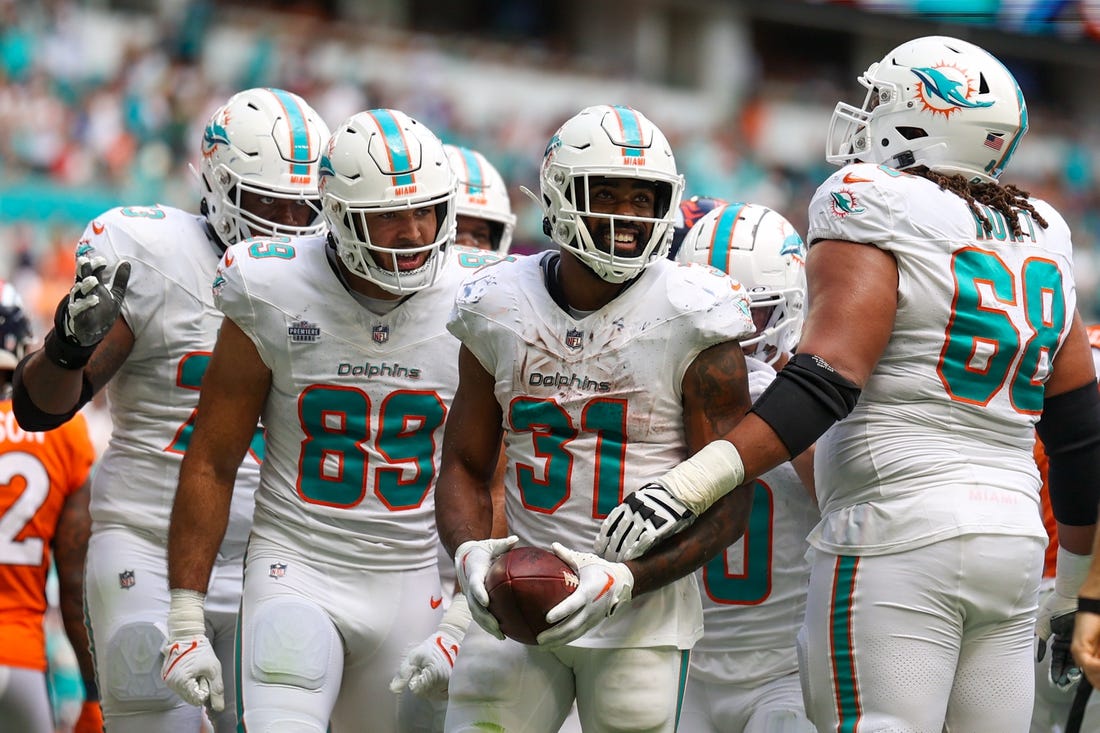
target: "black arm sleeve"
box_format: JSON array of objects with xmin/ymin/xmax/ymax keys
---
[
  {"xmin": 11, "ymin": 354, "xmax": 96, "ymax": 431},
  {"xmin": 1036, "ymin": 380, "xmax": 1100, "ymax": 527},
  {"xmin": 749, "ymin": 352, "xmax": 862, "ymax": 458}
]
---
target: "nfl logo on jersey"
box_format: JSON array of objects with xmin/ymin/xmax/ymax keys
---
[
  {"xmin": 269, "ymin": 563, "xmax": 287, "ymax": 579},
  {"xmin": 118, "ymin": 570, "xmax": 136, "ymax": 589},
  {"xmin": 372, "ymin": 325, "xmax": 390, "ymax": 344},
  {"xmin": 565, "ymin": 328, "xmax": 584, "ymax": 350}
]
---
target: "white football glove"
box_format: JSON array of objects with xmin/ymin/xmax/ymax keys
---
[
  {"xmin": 536, "ymin": 542, "xmax": 634, "ymax": 648},
  {"xmin": 455, "ymin": 535, "xmax": 518, "ymax": 640},
  {"xmin": 160, "ymin": 589, "xmax": 224, "ymax": 712},
  {"xmin": 595, "ymin": 483, "xmax": 695, "ymax": 562},
  {"xmin": 390, "ymin": 594, "xmax": 472, "ymax": 700},
  {"xmin": 1037, "ymin": 548, "xmax": 1090, "ymax": 690}
]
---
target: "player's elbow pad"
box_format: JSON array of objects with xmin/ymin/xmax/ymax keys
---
[
  {"xmin": 10, "ymin": 355, "xmax": 94, "ymax": 431},
  {"xmin": 749, "ymin": 352, "xmax": 861, "ymax": 458},
  {"xmin": 1036, "ymin": 380, "xmax": 1100, "ymax": 527}
]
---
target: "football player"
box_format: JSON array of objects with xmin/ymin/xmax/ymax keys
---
[
  {"xmin": 163, "ymin": 109, "xmax": 502, "ymax": 732},
  {"xmin": 675, "ymin": 203, "xmax": 818, "ymax": 733},
  {"xmin": 437, "ymin": 104, "xmax": 757, "ymax": 733},
  {"xmin": 599, "ymin": 36, "xmax": 1100, "ymax": 732},
  {"xmin": 11, "ymin": 88, "xmax": 329, "ymax": 732},
  {"xmin": 0, "ymin": 283, "xmax": 100, "ymax": 732},
  {"xmin": 445, "ymin": 144, "xmax": 517, "ymax": 254}
]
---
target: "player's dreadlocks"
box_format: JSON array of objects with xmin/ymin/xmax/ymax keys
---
[{"xmin": 910, "ymin": 166, "xmax": 1049, "ymax": 238}]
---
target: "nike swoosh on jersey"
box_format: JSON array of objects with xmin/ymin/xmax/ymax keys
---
[
  {"xmin": 224, "ymin": 251, "xmax": 235, "ymax": 267},
  {"xmin": 430, "ymin": 595, "xmax": 443, "ymax": 609},
  {"xmin": 91, "ymin": 222, "xmax": 105, "ymax": 235},
  {"xmin": 842, "ymin": 172, "xmax": 873, "ymax": 184}
]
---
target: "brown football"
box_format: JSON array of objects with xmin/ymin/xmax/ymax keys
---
[{"xmin": 485, "ymin": 546, "xmax": 580, "ymax": 645}]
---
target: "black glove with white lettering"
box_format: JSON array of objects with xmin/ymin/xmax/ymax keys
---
[{"xmin": 44, "ymin": 251, "xmax": 130, "ymax": 369}]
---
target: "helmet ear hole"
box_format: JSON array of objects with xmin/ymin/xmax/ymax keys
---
[{"xmin": 897, "ymin": 126, "xmax": 928, "ymax": 140}]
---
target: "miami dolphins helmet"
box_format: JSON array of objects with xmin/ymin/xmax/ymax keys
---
[
  {"xmin": 445, "ymin": 145, "xmax": 516, "ymax": 254},
  {"xmin": 826, "ymin": 36, "xmax": 1027, "ymax": 183},
  {"xmin": 678, "ymin": 203, "xmax": 806, "ymax": 364},
  {"xmin": 320, "ymin": 109, "xmax": 457, "ymax": 294},
  {"xmin": 199, "ymin": 87, "xmax": 330, "ymax": 247},
  {"xmin": 539, "ymin": 104, "xmax": 684, "ymax": 283}
]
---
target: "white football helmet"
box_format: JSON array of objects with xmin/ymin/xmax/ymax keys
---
[
  {"xmin": 539, "ymin": 105, "xmax": 684, "ymax": 283},
  {"xmin": 200, "ymin": 87, "xmax": 330, "ymax": 247},
  {"xmin": 0, "ymin": 282, "xmax": 31, "ymax": 371},
  {"xmin": 677, "ymin": 203, "xmax": 806, "ymax": 364},
  {"xmin": 320, "ymin": 109, "xmax": 457, "ymax": 294},
  {"xmin": 826, "ymin": 35, "xmax": 1027, "ymax": 183},
  {"xmin": 444, "ymin": 144, "xmax": 517, "ymax": 254}
]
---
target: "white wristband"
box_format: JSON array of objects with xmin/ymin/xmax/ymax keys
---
[
  {"xmin": 1055, "ymin": 546, "xmax": 1092, "ymax": 598},
  {"xmin": 659, "ymin": 440, "xmax": 746, "ymax": 516},
  {"xmin": 167, "ymin": 588, "xmax": 207, "ymax": 639},
  {"xmin": 439, "ymin": 593, "xmax": 473, "ymax": 637}
]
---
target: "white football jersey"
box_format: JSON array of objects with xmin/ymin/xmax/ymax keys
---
[
  {"xmin": 691, "ymin": 358, "xmax": 819, "ymax": 687},
  {"xmin": 82, "ymin": 205, "xmax": 259, "ymax": 555},
  {"xmin": 806, "ymin": 163, "xmax": 1073, "ymax": 555},
  {"xmin": 215, "ymin": 238, "xmax": 494, "ymax": 570},
  {"xmin": 448, "ymin": 253, "xmax": 755, "ymax": 649}
]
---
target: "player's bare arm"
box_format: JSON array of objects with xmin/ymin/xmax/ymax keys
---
[
  {"xmin": 52, "ymin": 479, "xmax": 96, "ymax": 686},
  {"xmin": 797, "ymin": 239, "xmax": 897, "ymax": 385},
  {"xmin": 436, "ymin": 345, "xmax": 503, "ymax": 557},
  {"xmin": 168, "ymin": 317, "xmax": 270, "ymax": 592},
  {"xmin": 17, "ymin": 316, "xmax": 133, "ymax": 415},
  {"xmin": 726, "ymin": 238, "xmax": 899, "ymax": 484}
]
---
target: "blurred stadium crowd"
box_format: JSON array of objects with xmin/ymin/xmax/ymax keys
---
[
  {"xmin": 3, "ymin": 0, "xmax": 1100, "ymax": 336},
  {"xmin": 3, "ymin": 1, "xmax": 1100, "ymax": 729}
]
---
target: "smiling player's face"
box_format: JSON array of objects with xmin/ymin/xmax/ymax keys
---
[{"xmin": 579, "ymin": 177, "xmax": 656, "ymax": 259}]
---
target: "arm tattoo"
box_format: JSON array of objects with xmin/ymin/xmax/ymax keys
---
[{"xmin": 684, "ymin": 341, "xmax": 751, "ymax": 440}]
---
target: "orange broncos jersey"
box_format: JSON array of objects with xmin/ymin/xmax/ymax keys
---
[
  {"xmin": 1036, "ymin": 323, "xmax": 1100, "ymax": 577},
  {"xmin": 0, "ymin": 402, "xmax": 94, "ymax": 671}
]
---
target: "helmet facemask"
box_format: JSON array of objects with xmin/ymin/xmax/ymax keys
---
[
  {"xmin": 0, "ymin": 283, "xmax": 31, "ymax": 372},
  {"xmin": 551, "ymin": 172, "xmax": 678, "ymax": 284}
]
